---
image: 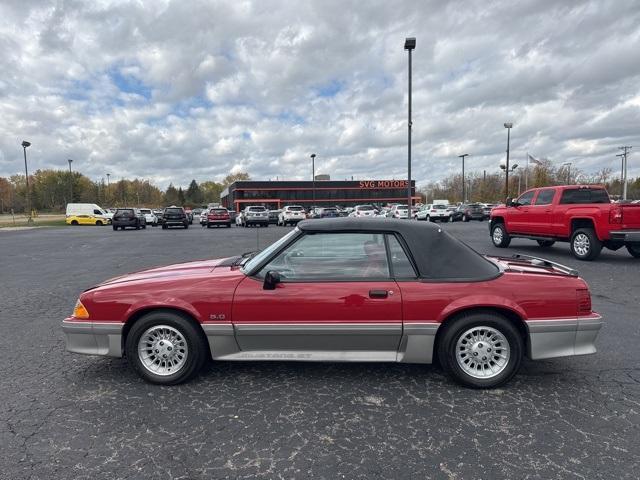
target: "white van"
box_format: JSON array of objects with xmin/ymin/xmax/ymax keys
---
[{"xmin": 66, "ymin": 203, "xmax": 112, "ymax": 226}]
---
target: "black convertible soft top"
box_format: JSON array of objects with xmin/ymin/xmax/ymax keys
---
[{"xmin": 298, "ymin": 218, "xmax": 499, "ymax": 281}]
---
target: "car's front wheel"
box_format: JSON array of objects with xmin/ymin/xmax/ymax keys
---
[
  {"xmin": 438, "ymin": 311, "xmax": 523, "ymax": 388},
  {"xmin": 125, "ymin": 311, "xmax": 208, "ymax": 385},
  {"xmin": 491, "ymin": 223, "xmax": 511, "ymax": 248}
]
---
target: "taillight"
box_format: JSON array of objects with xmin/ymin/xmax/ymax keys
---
[
  {"xmin": 609, "ymin": 206, "xmax": 623, "ymax": 224},
  {"xmin": 577, "ymin": 288, "xmax": 592, "ymax": 316}
]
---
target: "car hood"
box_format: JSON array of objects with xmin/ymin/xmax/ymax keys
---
[{"xmin": 96, "ymin": 257, "xmax": 239, "ymax": 287}]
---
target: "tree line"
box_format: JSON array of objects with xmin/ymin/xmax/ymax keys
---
[
  {"xmin": 0, "ymin": 170, "xmax": 250, "ymax": 214},
  {"xmin": 420, "ymin": 159, "xmax": 639, "ymax": 204}
]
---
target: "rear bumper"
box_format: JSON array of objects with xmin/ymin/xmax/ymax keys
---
[
  {"xmin": 609, "ymin": 230, "xmax": 640, "ymax": 242},
  {"xmin": 62, "ymin": 319, "xmax": 124, "ymax": 357},
  {"xmin": 246, "ymin": 217, "xmax": 269, "ymax": 224},
  {"xmin": 526, "ymin": 314, "xmax": 603, "ymax": 360},
  {"xmin": 207, "ymin": 219, "xmax": 231, "ymax": 225}
]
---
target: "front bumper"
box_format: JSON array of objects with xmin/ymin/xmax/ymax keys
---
[
  {"xmin": 62, "ymin": 319, "xmax": 124, "ymax": 357},
  {"xmin": 526, "ymin": 314, "xmax": 603, "ymax": 360},
  {"xmin": 610, "ymin": 230, "xmax": 640, "ymax": 242}
]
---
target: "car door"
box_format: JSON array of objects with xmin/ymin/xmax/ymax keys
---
[
  {"xmin": 231, "ymin": 231, "xmax": 403, "ymax": 359},
  {"xmin": 528, "ymin": 188, "xmax": 557, "ymax": 235},
  {"xmin": 507, "ymin": 190, "xmax": 536, "ymax": 233}
]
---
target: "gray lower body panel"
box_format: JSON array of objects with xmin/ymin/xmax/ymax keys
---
[
  {"xmin": 62, "ymin": 320, "xmax": 124, "ymax": 357},
  {"xmin": 526, "ymin": 315, "xmax": 603, "ymax": 360},
  {"xmin": 203, "ymin": 322, "xmax": 440, "ymax": 364}
]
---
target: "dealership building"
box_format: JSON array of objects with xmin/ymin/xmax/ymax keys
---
[{"xmin": 221, "ymin": 180, "xmax": 418, "ymax": 212}]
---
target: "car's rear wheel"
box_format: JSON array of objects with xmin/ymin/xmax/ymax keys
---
[
  {"xmin": 438, "ymin": 311, "xmax": 523, "ymax": 388},
  {"xmin": 96, "ymin": 220, "xmax": 103, "ymax": 226},
  {"xmin": 125, "ymin": 311, "xmax": 208, "ymax": 385},
  {"xmin": 491, "ymin": 223, "xmax": 511, "ymax": 248},
  {"xmin": 70, "ymin": 220, "xmax": 79, "ymax": 225},
  {"xmin": 570, "ymin": 228, "xmax": 602, "ymax": 261},
  {"xmin": 626, "ymin": 244, "xmax": 640, "ymax": 258},
  {"xmin": 536, "ymin": 240, "xmax": 555, "ymax": 247}
]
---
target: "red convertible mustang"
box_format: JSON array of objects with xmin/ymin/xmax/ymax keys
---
[{"xmin": 62, "ymin": 218, "xmax": 602, "ymax": 388}]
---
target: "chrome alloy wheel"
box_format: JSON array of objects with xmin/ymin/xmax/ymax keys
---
[
  {"xmin": 573, "ymin": 233, "xmax": 590, "ymax": 257},
  {"xmin": 455, "ymin": 326, "xmax": 510, "ymax": 379},
  {"xmin": 492, "ymin": 226, "xmax": 504, "ymax": 244},
  {"xmin": 137, "ymin": 325, "xmax": 189, "ymax": 376}
]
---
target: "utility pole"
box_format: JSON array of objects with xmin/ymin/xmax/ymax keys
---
[
  {"xmin": 405, "ymin": 37, "xmax": 416, "ymax": 216},
  {"xmin": 503, "ymin": 123, "xmax": 513, "ymax": 200},
  {"xmin": 21, "ymin": 141, "xmax": 33, "ymax": 222},
  {"xmin": 68, "ymin": 159, "xmax": 73, "ymax": 202},
  {"xmin": 459, "ymin": 154, "xmax": 469, "ymax": 202},
  {"xmin": 618, "ymin": 146, "xmax": 632, "ymax": 200}
]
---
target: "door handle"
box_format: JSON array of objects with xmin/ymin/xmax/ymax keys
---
[{"xmin": 369, "ymin": 289, "xmax": 388, "ymax": 299}]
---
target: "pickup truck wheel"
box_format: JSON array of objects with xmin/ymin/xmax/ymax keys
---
[
  {"xmin": 491, "ymin": 223, "xmax": 511, "ymax": 248},
  {"xmin": 626, "ymin": 244, "xmax": 640, "ymax": 258},
  {"xmin": 438, "ymin": 312, "xmax": 523, "ymax": 389},
  {"xmin": 125, "ymin": 312, "xmax": 208, "ymax": 385},
  {"xmin": 570, "ymin": 228, "xmax": 602, "ymax": 261},
  {"xmin": 537, "ymin": 240, "xmax": 555, "ymax": 247}
]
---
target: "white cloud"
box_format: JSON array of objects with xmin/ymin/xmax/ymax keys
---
[{"xmin": 0, "ymin": 0, "xmax": 639, "ymax": 189}]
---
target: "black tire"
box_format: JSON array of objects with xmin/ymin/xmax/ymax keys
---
[
  {"xmin": 135, "ymin": 224, "xmax": 140, "ymax": 230},
  {"xmin": 206, "ymin": 224, "xmax": 211, "ymax": 228},
  {"xmin": 537, "ymin": 240, "xmax": 555, "ymax": 247},
  {"xmin": 70, "ymin": 220, "xmax": 79, "ymax": 225},
  {"xmin": 142, "ymin": 224, "xmax": 146, "ymax": 229},
  {"xmin": 626, "ymin": 244, "xmax": 640, "ymax": 258},
  {"xmin": 437, "ymin": 311, "xmax": 523, "ymax": 389},
  {"xmin": 491, "ymin": 222, "xmax": 511, "ymax": 248},
  {"xmin": 96, "ymin": 220, "xmax": 103, "ymax": 226},
  {"xmin": 226, "ymin": 223, "xmax": 231, "ymax": 228},
  {"xmin": 184, "ymin": 223, "xmax": 189, "ymax": 229},
  {"xmin": 125, "ymin": 311, "xmax": 208, "ymax": 385},
  {"xmin": 162, "ymin": 224, "xmax": 167, "ymax": 230},
  {"xmin": 570, "ymin": 228, "xmax": 602, "ymax": 261},
  {"xmin": 112, "ymin": 225, "xmax": 117, "ymax": 231}
]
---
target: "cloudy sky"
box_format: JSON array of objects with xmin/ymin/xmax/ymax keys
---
[{"xmin": 0, "ymin": 0, "xmax": 639, "ymax": 189}]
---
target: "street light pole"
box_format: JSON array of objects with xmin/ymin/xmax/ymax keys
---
[
  {"xmin": 619, "ymin": 146, "xmax": 632, "ymax": 201},
  {"xmin": 405, "ymin": 37, "xmax": 416, "ymax": 217},
  {"xmin": 562, "ymin": 162, "xmax": 572, "ymax": 184},
  {"xmin": 68, "ymin": 159, "xmax": 73, "ymax": 202},
  {"xmin": 503, "ymin": 123, "xmax": 513, "ymax": 200},
  {"xmin": 310, "ymin": 153, "xmax": 316, "ymax": 211},
  {"xmin": 458, "ymin": 154, "xmax": 469, "ymax": 202},
  {"xmin": 21, "ymin": 141, "xmax": 32, "ymax": 222}
]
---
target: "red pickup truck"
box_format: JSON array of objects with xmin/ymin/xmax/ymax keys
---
[{"xmin": 490, "ymin": 185, "xmax": 640, "ymax": 260}]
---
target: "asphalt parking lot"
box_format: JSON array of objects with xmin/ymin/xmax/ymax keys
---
[{"xmin": 1, "ymin": 221, "xmax": 639, "ymax": 479}]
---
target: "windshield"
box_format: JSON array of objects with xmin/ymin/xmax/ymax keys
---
[
  {"xmin": 241, "ymin": 229, "xmax": 299, "ymax": 274},
  {"xmin": 140, "ymin": 209, "xmax": 151, "ymax": 214},
  {"xmin": 248, "ymin": 206, "xmax": 266, "ymax": 212},
  {"xmin": 433, "ymin": 204, "xmax": 446, "ymax": 209},
  {"xmin": 165, "ymin": 208, "xmax": 183, "ymax": 214},
  {"xmin": 288, "ymin": 206, "xmax": 304, "ymax": 211},
  {"xmin": 357, "ymin": 205, "xmax": 375, "ymax": 211}
]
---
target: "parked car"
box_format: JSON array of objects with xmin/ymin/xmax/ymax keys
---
[
  {"xmin": 314, "ymin": 207, "xmax": 340, "ymax": 219},
  {"xmin": 416, "ymin": 204, "xmax": 451, "ymax": 222},
  {"xmin": 388, "ymin": 205, "xmax": 417, "ymax": 219},
  {"xmin": 447, "ymin": 206, "xmax": 463, "ymax": 222},
  {"xmin": 242, "ymin": 206, "xmax": 269, "ymax": 227},
  {"xmin": 199, "ymin": 210, "xmax": 208, "ymax": 226},
  {"xmin": 268, "ymin": 209, "xmax": 282, "ymax": 225},
  {"xmin": 112, "ymin": 208, "xmax": 146, "ymax": 230},
  {"xmin": 349, "ymin": 205, "xmax": 378, "ymax": 217},
  {"xmin": 65, "ymin": 203, "xmax": 112, "ymax": 226},
  {"xmin": 62, "ymin": 218, "xmax": 603, "ymax": 388},
  {"xmin": 278, "ymin": 205, "xmax": 306, "ymax": 226},
  {"xmin": 457, "ymin": 203, "xmax": 485, "ymax": 222},
  {"xmin": 482, "ymin": 204, "xmax": 497, "ymax": 219},
  {"xmin": 490, "ymin": 185, "xmax": 640, "ymax": 260},
  {"xmin": 161, "ymin": 206, "xmax": 189, "ymax": 229},
  {"xmin": 206, "ymin": 208, "xmax": 232, "ymax": 228},
  {"xmin": 139, "ymin": 208, "xmax": 157, "ymax": 226}
]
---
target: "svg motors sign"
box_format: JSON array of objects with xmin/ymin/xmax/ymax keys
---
[{"xmin": 358, "ymin": 180, "xmax": 409, "ymax": 189}]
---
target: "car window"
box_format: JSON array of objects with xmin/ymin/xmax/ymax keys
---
[
  {"xmin": 534, "ymin": 189, "xmax": 555, "ymax": 205},
  {"xmin": 211, "ymin": 209, "xmax": 227, "ymax": 214},
  {"xmin": 93, "ymin": 209, "xmax": 102, "ymax": 215},
  {"xmin": 287, "ymin": 206, "xmax": 304, "ymax": 211},
  {"xmin": 560, "ymin": 188, "xmax": 610, "ymax": 204},
  {"xmin": 517, "ymin": 191, "xmax": 535, "ymax": 206},
  {"xmin": 140, "ymin": 209, "xmax": 151, "ymax": 214},
  {"xmin": 260, "ymin": 232, "xmax": 390, "ymax": 280},
  {"xmin": 386, "ymin": 235, "xmax": 417, "ymax": 278},
  {"xmin": 357, "ymin": 205, "xmax": 375, "ymax": 211},
  {"xmin": 165, "ymin": 208, "xmax": 183, "ymax": 214}
]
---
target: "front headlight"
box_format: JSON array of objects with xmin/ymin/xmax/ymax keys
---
[{"xmin": 72, "ymin": 299, "xmax": 90, "ymax": 319}]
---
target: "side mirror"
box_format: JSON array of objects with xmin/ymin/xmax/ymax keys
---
[
  {"xmin": 506, "ymin": 198, "xmax": 515, "ymax": 207},
  {"xmin": 263, "ymin": 270, "xmax": 281, "ymax": 290}
]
